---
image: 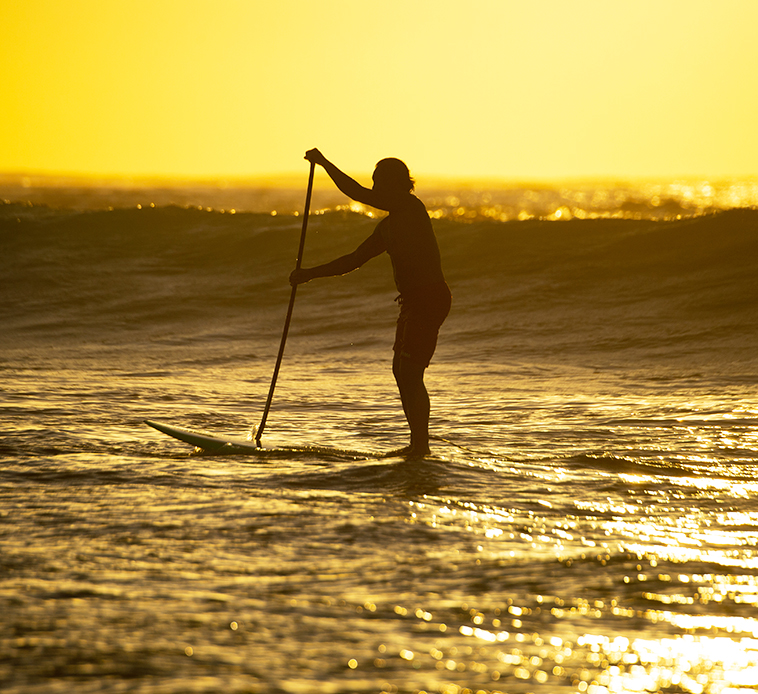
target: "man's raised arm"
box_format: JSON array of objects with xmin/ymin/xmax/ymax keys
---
[{"xmin": 305, "ymin": 149, "xmax": 388, "ymax": 210}]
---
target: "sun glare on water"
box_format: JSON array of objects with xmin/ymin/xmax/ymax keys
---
[{"xmin": 395, "ymin": 479, "xmax": 758, "ymax": 694}]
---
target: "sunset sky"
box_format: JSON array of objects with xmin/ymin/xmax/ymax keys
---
[{"xmin": 3, "ymin": 0, "xmax": 757, "ymax": 182}]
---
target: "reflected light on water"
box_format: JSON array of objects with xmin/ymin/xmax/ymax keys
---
[
  {"xmin": 421, "ymin": 178, "xmax": 758, "ymax": 222},
  {"xmin": 442, "ymin": 620, "xmax": 758, "ymax": 693},
  {"xmin": 572, "ymin": 633, "xmax": 758, "ymax": 694},
  {"xmin": 399, "ymin": 492, "xmax": 758, "ymax": 693}
]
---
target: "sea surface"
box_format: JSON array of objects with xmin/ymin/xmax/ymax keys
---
[{"xmin": 2, "ymin": 176, "xmax": 758, "ymax": 693}]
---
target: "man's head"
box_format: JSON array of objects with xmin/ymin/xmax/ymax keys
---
[{"xmin": 372, "ymin": 158, "xmax": 415, "ymax": 194}]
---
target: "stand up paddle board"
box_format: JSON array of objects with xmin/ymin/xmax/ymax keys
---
[
  {"xmin": 144, "ymin": 419, "xmax": 381, "ymax": 459},
  {"xmin": 145, "ymin": 420, "xmax": 262, "ymax": 453}
]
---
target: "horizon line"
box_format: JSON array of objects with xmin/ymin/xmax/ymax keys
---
[{"xmin": 2, "ymin": 169, "xmax": 757, "ymax": 190}]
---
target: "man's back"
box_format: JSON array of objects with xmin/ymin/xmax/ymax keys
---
[{"xmin": 376, "ymin": 195, "xmax": 445, "ymax": 296}]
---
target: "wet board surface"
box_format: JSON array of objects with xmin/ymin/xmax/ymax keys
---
[
  {"xmin": 145, "ymin": 420, "xmax": 262, "ymax": 453},
  {"xmin": 144, "ymin": 419, "xmax": 381, "ymax": 459}
]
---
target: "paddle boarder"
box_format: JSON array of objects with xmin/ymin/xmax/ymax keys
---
[{"xmin": 290, "ymin": 149, "xmax": 451, "ymax": 458}]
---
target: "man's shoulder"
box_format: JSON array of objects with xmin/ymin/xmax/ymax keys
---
[
  {"xmin": 407, "ymin": 193, "xmax": 425, "ymax": 209},
  {"xmin": 388, "ymin": 193, "xmax": 427, "ymax": 216}
]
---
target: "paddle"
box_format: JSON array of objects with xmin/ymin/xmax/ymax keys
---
[{"xmin": 255, "ymin": 160, "xmax": 316, "ymax": 445}]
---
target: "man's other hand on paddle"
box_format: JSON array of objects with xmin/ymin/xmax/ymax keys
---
[{"xmin": 289, "ymin": 268, "xmax": 314, "ymax": 286}]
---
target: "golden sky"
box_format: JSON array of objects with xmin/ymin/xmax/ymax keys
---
[{"xmin": 3, "ymin": 0, "xmax": 757, "ymax": 181}]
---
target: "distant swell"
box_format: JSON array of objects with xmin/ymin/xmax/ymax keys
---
[{"xmin": 2, "ymin": 203, "xmax": 757, "ymax": 369}]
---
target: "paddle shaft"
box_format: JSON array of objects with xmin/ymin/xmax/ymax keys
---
[{"xmin": 256, "ymin": 161, "xmax": 316, "ymax": 444}]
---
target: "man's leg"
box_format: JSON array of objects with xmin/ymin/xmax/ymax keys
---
[{"xmin": 393, "ymin": 352, "xmax": 430, "ymax": 456}]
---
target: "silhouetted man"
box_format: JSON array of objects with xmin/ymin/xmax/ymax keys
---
[{"xmin": 290, "ymin": 149, "xmax": 451, "ymax": 458}]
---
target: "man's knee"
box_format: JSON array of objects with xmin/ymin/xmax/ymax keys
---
[
  {"xmin": 393, "ymin": 352, "xmax": 425, "ymax": 387},
  {"xmin": 392, "ymin": 352, "xmax": 402, "ymax": 385}
]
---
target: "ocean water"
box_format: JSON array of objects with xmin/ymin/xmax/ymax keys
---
[{"xmin": 1, "ymin": 178, "xmax": 758, "ymax": 694}]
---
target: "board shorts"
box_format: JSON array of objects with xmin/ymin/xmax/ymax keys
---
[{"xmin": 393, "ymin": 281, "xmax": 452, "ymax": 368}]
